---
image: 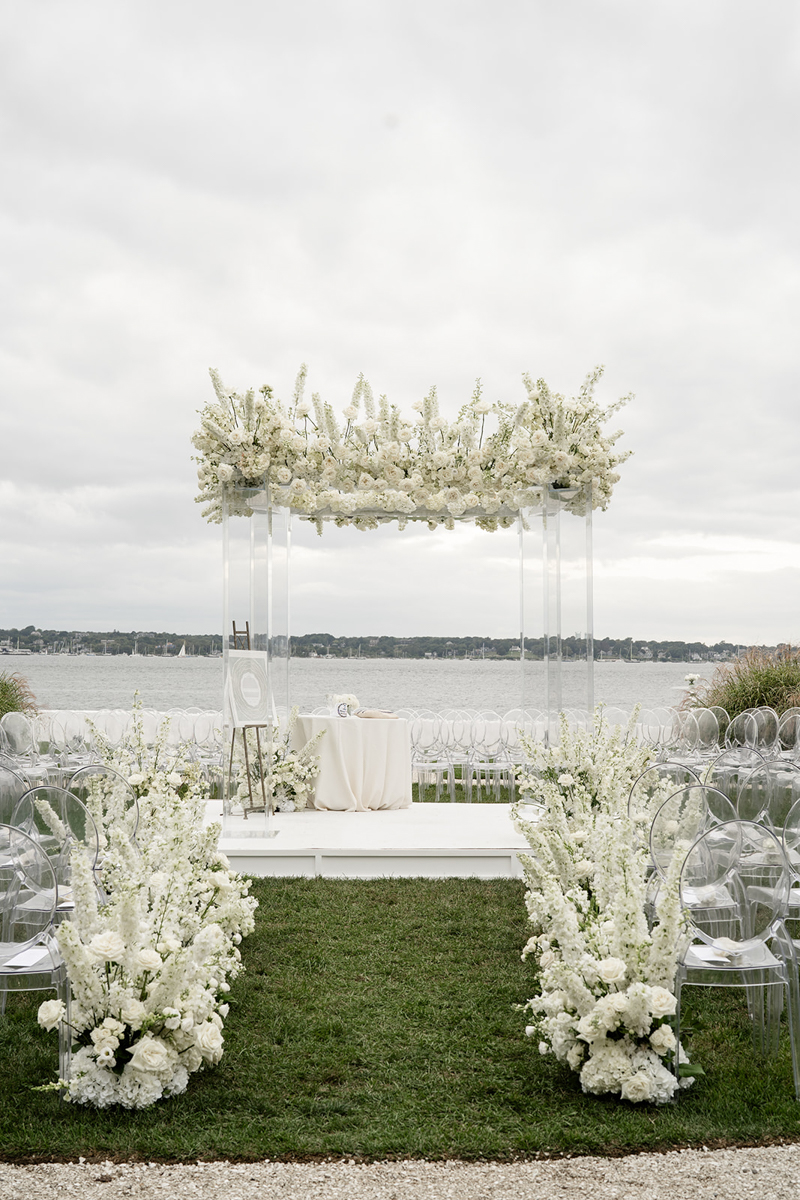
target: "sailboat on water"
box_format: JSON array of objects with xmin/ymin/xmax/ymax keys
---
[{"xmin": 177, "ymin": 643, "xmax": 186, "ymax": 657}]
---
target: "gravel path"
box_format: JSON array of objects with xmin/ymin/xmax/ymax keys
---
[{"xmin": 2, "ymin": 1146, "xmax": 800, "ymax": 1200}]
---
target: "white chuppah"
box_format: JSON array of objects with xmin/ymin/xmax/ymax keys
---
[{"xmin": 191, "ymin": 363, "xmax": 630, "ymax": 830}]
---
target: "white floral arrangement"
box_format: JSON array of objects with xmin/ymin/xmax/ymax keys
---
[
  {"xmin": 232, "ymin": 707, "xmax": 324, "ymax": 813},
  {"xmin": 513, "ymin": 710, "xmax": 698, "ymax": 1105},
  {"xmin": 328, "ymin": 693, "xmax": 359, "ymax": 716},
  {"xmin": 192, "ymin": 364, "xmax": 631, "ymax": 530},
  {"xmin": 37, "ymin": 706, "xmax": 258, "ymax": 1108}
]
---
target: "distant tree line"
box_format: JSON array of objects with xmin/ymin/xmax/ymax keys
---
[{"xmin": 0, "ymin": 626, "xmax": 771, "ymax": 662}]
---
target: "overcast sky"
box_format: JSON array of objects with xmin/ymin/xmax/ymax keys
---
[{"xmin": 1, "ymin": 1, "xmax": 799, "ymax": 644}]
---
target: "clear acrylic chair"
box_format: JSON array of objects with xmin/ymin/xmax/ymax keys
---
[
  {"xmin": 68, "ymin": 764, "xmax": 140, "ymax": 851},
  {"xmin": 10, "ymin": 786, "xmax": 101, "ymax": 917},
  {"xmin": 628, "ymin": 761, "xmax": 702, "ymax": 829},
  {"xmin": 725, "ymin": 710, "xmax": 759, "ymax": 752},
  {"xmin": 0, "ymin": 765, "xmax": 29, "ymax": 827},
  {"xmin": 410, "ymin": 712, "xmax": 452, "ymax": 803},
  {"xmin": 0, "ymin": 823, "xmax": 71, "ymax": 1082},
  {"xmin": 674, "ymin": 819, "xmax": 800, "ymax": 1097},
  {"xmin": 647, "ymin": 785, "xmax": 737, "ymax": 925},
  {"xmin": 704, "ymin": 747, "xmax": 766, "ymax": 809},
  {"xmin": 779, "ymin": 709, "xmax": 800, "ymax": 758},
  {"xmin": 467, "ymin": 711, "xmax": 514, "ymax": 803}
]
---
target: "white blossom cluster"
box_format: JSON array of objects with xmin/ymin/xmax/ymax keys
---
[
  {"xmin": 513, "ymin": 710, "xmax": 694, "ymax": 1105},
  {"xmin": 231, "ymin": 707, "xmax": 323, "ymax": 813},
  {"xmin": 191, "ymin": 364, "xmax": 631, "ymax": 529},
  {"xmin": 37, "ymin": 708, "xmax": 258, "ymax": 1108}
]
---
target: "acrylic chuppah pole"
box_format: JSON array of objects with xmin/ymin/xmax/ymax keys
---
[
  {"xmin": 221, "ymin": 479, "xmax": 291, "ymax": 836},
  {"xmin": 519, "ymin": 484, "xmax": 594, "ymax": 744}
]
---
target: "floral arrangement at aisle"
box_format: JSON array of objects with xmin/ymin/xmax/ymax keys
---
[
  {"xmin": 231, "ymin": 707, "xmax": 324, "ymax": 813},
  {"xmin": 513, "ymin": 711, "xmax": 695, "ymax": 1104},
  {"xmin": 37, "ymin": 705, "xmax": 258, "ymax": 1108},
  {"xmin": 191, "ymin": 364, "xmax": 632, "ymax": 530}
]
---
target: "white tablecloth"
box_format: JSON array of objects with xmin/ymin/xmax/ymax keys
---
[{"xmin": 291, "ymin": 715, "xmax": 412, "ymax": 811}]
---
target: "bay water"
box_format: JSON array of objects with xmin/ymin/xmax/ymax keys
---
[{"xmin": 8, "ymin": 655, "xmax": 714, "ymax": 715}]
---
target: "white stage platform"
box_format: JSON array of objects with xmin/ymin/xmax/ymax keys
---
[{"xmin": 208, "ymin": 802, "xmax": 531, "ymax": 879}]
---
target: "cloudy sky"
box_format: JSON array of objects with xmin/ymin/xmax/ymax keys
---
[{"xmin": 1, "ymin": 0, "xmax": 798, "ymax": 644}]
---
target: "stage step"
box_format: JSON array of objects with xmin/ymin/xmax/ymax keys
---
[{"xmin": 207, "ymin": 802, "xmax": 531, "ymax": 879}]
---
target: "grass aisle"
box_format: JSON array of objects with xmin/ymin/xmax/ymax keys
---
[{"xmin": 2, "ymin": 878, "xmax": 800, "ymax": 1161}]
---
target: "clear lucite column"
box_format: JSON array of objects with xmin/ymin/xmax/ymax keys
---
[
  {"xmin": 221, "ymin": 479, "xmax": 291, "ymax": 830},
  {"xmin": 519, "ymin": 503, "xmax": 545, "ymax": 719},
  {"xmin": 541, "ymin": 484, "xmax": 594, "ymax": 744}
]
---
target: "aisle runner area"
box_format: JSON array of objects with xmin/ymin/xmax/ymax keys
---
[{"xmin": 207, "ymin": 802, "xmax": 528, "ymax": 879}]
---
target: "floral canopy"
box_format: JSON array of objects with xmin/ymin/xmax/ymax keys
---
[{"xmin": 192, "ymin": 365, "xmax": 631, "ymax": 532}]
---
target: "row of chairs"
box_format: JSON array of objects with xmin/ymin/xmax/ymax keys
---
[
  {"xmin": 0, "ymin": 764, "xmax": 140, "ymax": 1082},
  {"xmin": 630, "ymin": 757, "xmax": 800, "ymax": 1098}
]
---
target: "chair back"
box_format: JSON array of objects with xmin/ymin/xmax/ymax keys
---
[
  {"xmin": 628, "ymin": 761, "xmax": 701, "ymax": 825},
  {"xmin": 649, "ymin": 785, "xmax": 737, "ymax": 879},
  {"xmin": 0, "ymin": 765, "xmax": 28, "ymax": 826},
  {"xmin": 681, "ymin": 820, "xmax": 790, "ymax": 948},
  {"xmin": 68, "ymin": 764, "xmax": 140, "ymax": 844},
  {"xmin": 0, "ymin": 823, "xmax": 58, "ymax": 949},
  {"xmin": 10, "ymin": 786, "xmax": 100, "ymax": 890}
]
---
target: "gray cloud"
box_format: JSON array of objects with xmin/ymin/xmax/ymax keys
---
[{"xmin": 1, "ymin": 0, "xmax": 799, "ymax": 641}]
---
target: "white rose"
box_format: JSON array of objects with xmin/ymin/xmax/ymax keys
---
[
  {"xmin": 597, "ymin": 957, "xmax": 627, "ymax": 986},
  {"xmin": 129, "ymin": 1036, "xmax": 171, "ymax": 1072},
  {"xmin": 135, "ymin": 948, "xmax": 163, "ymax": 973},
  {"xmin": 38, "ymin": 999, "xmax": 66, "ymax": 1031},
  {"xmin": 620, "ymin": 1071, "xmax": 653, "ymax": 1103},
  {"xmin": 183, "ymin": 1046, "xmax": 203, "ymax": 1073},
  {"xmin": 538, "ymin": 1041, "xmax": 549, "ymax": 1055},
  {"xmin": 650, "ymin": 1024, "xmax": 677, "ymax": 1055},
  {"xmin": 194, "ymin": 1021, "xmax": 224, "ymax": 1063},
  {"xmin": 127, "ymin": 773, "xmax": 145, "ymax": 787},
  {"xmin": 90, "ymin": 931, "xmax": 126, "ymax": 962},
  {"xmin": 525, "ymin": 1026, "xmax": 536, "ymax": 1038},
  {"xmin": 167, "ymin": 773, "xmax": 183, "ymax": 787},
  {"xmin": 217, "ymin": 463, "xmax": 235, "ymax": 482},
  {"xmin": 539, "ymin": 949, "xmax": 556, "ymax": 968},
  {"xmin": 648, "ymin": 988, "xmax": 677, "ymax": 1019},
  {"xmin": 120, "ymin": 998, "xmax": 147, "ymax": 1028}
]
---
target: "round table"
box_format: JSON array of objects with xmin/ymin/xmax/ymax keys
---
[{"xmin": 291, "ymin": 715, "xmax": 412, "ymax": 811}]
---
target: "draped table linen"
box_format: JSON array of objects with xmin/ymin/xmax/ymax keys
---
[{"xmin": 291, "ymin": 715, "xmax": 412, "ymax": 811}]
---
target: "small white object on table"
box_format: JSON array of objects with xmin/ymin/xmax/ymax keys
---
[{"xmin": 291, "ymin": 714, "xmax": 412, "ymax": 811}]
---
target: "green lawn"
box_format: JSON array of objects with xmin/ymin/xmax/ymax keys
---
[{"xmin": 1, "ymin": 877, "xmax": 800, "ymax": 1162}]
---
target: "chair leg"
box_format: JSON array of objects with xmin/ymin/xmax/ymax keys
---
[{"xmin": 57, "ymin": 978, "xmax": 72, "ymax": 1087}]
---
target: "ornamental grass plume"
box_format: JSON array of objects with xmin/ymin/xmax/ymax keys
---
[
  {"xmin": 686, "ymin": 646, "xmax": 800, "ymax": 719},
  {"xmin": 0, "ymin": 669, "xmax": 37, "ymax": 718}
]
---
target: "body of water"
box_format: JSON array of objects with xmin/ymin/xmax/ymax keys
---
[{"xmin": 4, "ymin": 654, "xmax": 716, "ymax": 714}]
